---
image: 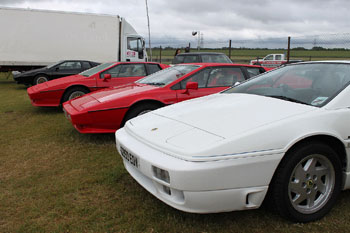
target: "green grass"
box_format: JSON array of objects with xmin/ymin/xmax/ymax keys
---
[{"xmin": 2, "ymin": 72, "xmax": 350, "ymax": 232}]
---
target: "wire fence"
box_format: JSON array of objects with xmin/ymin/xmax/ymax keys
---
[{"xmin": 150, "ymin": 33, "xmax": 350, "ymax": 64}]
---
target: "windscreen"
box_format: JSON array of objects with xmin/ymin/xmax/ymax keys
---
[
  {"xmin": 137, "ymin": 65, "xmax": 200, "ymax": 86},
  {"xmin": 224, "ymin": 63, "xmax": 350, "ymax": 107},
  {"xmin": 80, "ymin": 63, "xmax": 115, "ymax": 77}
]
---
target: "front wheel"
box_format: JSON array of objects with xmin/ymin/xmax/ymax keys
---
[
  {"xmin": 122, "ymin": 103, "xmax": 161, "ymax": 126},
  {"xmin": 271, "ymin": 142, "xmax": 342, "ymax": 222},
  {"xmin": 33, "ymin": 75, "xmax": 48, "ymax": 85},
  {"xmin": 62, "ymin": 87, "xmax": 89, "ymax": 103}
]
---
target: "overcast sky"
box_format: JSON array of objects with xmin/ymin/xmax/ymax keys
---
[{"xmin": 1, "ymin": 0, "xmax": 349, "ymax": 48}]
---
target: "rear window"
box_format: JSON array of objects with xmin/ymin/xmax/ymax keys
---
[
  {"xmin": 201, "ymin": 54, "xmax": 232, "ymax": 63},
  {"xmin": 173, "ymin": 55, "xmax": 199, "ymax": 64}
]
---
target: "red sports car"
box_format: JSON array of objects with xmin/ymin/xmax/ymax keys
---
[
  {"xmin": 27, "ymin": 62, "xmax": 169, "ymax": 107},
  {"xmin": 63, "ymin": 63, "xmax": 269, "ymax": 133}
]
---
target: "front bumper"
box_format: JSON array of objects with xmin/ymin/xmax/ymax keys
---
[
  {"xmin": 27, "ymin": 85, "xmax": 64, "ymax": 107},
  {"xmin": 63, "ymin": 102, "xmax": 129, "ymax": 134},
  {"xmin": 115, "ymin": 128, "xmax": 283, "ymax": 213}
]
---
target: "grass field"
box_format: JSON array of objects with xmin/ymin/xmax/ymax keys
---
[{"xmin": 2, "ymin": 72, "xmax": 350, "ymax": 232}]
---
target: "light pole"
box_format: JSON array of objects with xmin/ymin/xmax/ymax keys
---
[
  {"xmin": 192, "ymin": 31, "xmax": 201, "ymax": 50},
  {"xmin": 145, "ymin": 0, "xmax": 152, "ymax": 61}
]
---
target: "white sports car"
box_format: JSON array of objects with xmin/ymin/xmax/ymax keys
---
[{"xmin": 115, "ymin": 61, "xmax": 350, "ymax": 222}]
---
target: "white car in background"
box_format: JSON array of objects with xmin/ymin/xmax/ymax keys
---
[{"xmin": 116, "ymin": 61, "xmax": 350, "ymax": 222}]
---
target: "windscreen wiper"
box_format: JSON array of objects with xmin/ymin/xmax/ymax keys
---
[{"xmin": 267, "ymin": 95, "xmax": 310, "ymax": 105}]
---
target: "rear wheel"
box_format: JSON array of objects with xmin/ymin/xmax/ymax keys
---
[
  {"xmin": 62, "ymin": 87, "xmax": 89, "ymax": 103},
  {"xmin": 123, "ymin": 103, "xmax": 161, "ymax": 126},
  {"xmin": 271, "ymin": 142, "xmax": 342, "ymax": 222},
  {"xmin": 33, "ymin": 75, "xmax": 48, "ymax": 85}
]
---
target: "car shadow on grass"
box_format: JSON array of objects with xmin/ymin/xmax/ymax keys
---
[{"xmin": 32, "ymin": 106, "xmax": 63, "ymax": 115}]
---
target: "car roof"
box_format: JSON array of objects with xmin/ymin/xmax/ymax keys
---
[
  {"xmin": 176, "ymin": 52, "xmax": 226, "ymax": 56},
  {"xmin": 175, "ymin": 63, "xmax": 264, "ymax": 68}
]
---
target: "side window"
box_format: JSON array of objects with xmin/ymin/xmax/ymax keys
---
[
  {"xmin": 81, "ymin": 61, "xmax": 91, "ymax": 69},
  {"xmin": 245, "ymin": 67, "xmax": 262, "ymax": 78},
  {"xmin": 201, "ymin": 55, "xmax": 212, "ymax": 63},
  {"xmin": 207, "ymin": 67, "xmax": 244, "ymax": 87},
  {"xmin": 173, "ymin": 55, "xmax": 184, "ymax": 64},
  {"xmin": 183, "ymin": 55, "xmax": 199, "ymax": 63},
  {"xmin": 118, "ymin": 64, "xmax": 146, "ymax": 77},
  {"xmin": 275, "ymin": 54, "xmax": 282, "ymax": 60},
  {"xmin": 147, "ymin": 64, "xmax": 161, "ymax": 75},
  {"xmin": 265, "ymin": 55, "xmax": 273, "ymax": 60},
  {"xmin": 127, "ymin": 38, "xmax": 139, "ymax": 51},
  {"xmin": 59, "ymin": 61, "xmax": 81, "ymax": 70},
  {"xmin": 179, "ymin": 69, "xmax": 210, "ymax": 89},
  {"xmin": 100, "ymin": 65, "xmax": 122, "ymax": 78}
]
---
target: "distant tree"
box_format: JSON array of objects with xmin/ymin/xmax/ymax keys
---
[
  {"xmin": 312, "ymin": 46, "xmax": 326, "ymax": 51},
  {"xmin": 292, "ymin": 47, "xmax": 306, "ymax": 51}
]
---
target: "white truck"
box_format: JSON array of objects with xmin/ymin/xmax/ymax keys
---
[
  {"xmin": 0, "ymin": 7, "xmax": 147, "ymax": 72},
  {"xmin": 250, "ymin": 54, "xmax": 302, "ymax": 68}
]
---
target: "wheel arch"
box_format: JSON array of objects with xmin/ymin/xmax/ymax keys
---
[
  {"xmin": 121, "ymin": 99, "xmax": 166, "ymax": 126},
  {"xmin": 270, "ymin": 134, "xmax": 347, "ymax": 190},
  {"xmin": 60, "ymin": 85, "xmax": 91, "ymax": 104}
]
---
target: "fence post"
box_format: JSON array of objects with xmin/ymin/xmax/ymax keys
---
[
  {"xmin": 160, "ymin": 46, "xmax": 162, "ymax": 63},
  {"xmin": 287, "ymin": 36, "xmax": 291, "ymax": 63},
  {"xmin": 228, "ymin": 40, "xmax": 232, "ymax": 59}
]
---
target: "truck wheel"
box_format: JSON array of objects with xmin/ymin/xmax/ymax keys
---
[
  {"xmin": 33, "ymin": 75, "xmax": 48, "ymax": 85},
  {"xmin": 62, "ymin": 87, "xmax": 89, "ymax": 103},
  {"xmin": 271, "ymin": 142, "xmax": 342, "ymax": 222},
  {"xmin": 123, "ymin": 103, "xmax": 161, "ymax": 126}
]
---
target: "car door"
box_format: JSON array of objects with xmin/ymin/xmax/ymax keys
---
[
  {"xmin": 49, "ymin": 61, "xmax": 83, "ymax": 80},
  {"xmin": 97, "ymin": 63, "xmax": 147, "ymax": 88},
  {"xmin": 173, "ymin": 67, "xmax": 243, "ymax": 102}
]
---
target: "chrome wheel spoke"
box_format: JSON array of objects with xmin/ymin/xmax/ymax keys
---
[
  {"xmin": 292, "ymin": 191, "xmax": 307, "ymax": 205},
  {"xmin": 290, "ymin": 181, "xmax": 304, "ymax": 194},
  {"xmin": 303, "ymin": 157, "xmax": 317, "ymax": 174},
  {"xmin": 294, "ymin": 164, "xmax": 306, "ymax": 181},
  {"xmin": 314, "ymin": 166, "xmax": 329, "ymax": 178}
]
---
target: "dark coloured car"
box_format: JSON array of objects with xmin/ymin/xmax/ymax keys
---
[
  {"xmin": 13, "ymin": 60, "xmax": 100, "ymax": 85},
  {"xmin": 173, "ymin": 52, "xmax": 233, "ymax": 64}
]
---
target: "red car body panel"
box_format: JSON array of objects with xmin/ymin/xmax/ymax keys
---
[
  {"xmin": 63, "ymin": 63, "xmax": 269, "ymax": 134},
  {"xmin": 27, "ymin": 62, "xmax": 169, "ymax": 107}
]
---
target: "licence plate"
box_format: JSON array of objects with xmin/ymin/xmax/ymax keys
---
[{"xmin": 120, "ymin": 146, "xmax": 139, "ymax": 168}]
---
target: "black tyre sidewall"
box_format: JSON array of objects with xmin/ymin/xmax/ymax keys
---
[
  {"xmin": 123, "ymin": 103, "xmax": 160, "ymax": 126},
  {"xmin": 272, "ymin": 142, "xmax": 342, "ymax": 222}
]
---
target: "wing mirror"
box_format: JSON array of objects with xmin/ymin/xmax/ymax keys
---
[
  {"xmin": 234, "ymin": 81, "xmax": 241, "ymax": 86},
  {"xmin": 183, "ymin": 81, "xmax": 198, "ymax": 94},
  {"xmin": 103, "ymin": 74, "xmax": 112, "ymax": 81},
  {"xmin": 186, "ymin": 81, "xmax": 198, "ymax": 90}
]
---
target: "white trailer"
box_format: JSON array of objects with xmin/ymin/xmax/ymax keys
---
[{"xmin": 0, "ymin": 7, "xmax": 147, "ymax": 71}]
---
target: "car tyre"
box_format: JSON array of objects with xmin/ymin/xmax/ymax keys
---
[
  {"xmin": 62, "ymin": 87, "xmax": 89, "ymax": 103},
  {"xmin": 33, "ymin": 75, "xmax": 49, "ymax": 85},
  {"xmin": 123, "ymin": 103, "xmax": 161, "ymax": 126},
  {"xmin": 271, "ymin": 141, "xmax": 342, "ymax": 222}
]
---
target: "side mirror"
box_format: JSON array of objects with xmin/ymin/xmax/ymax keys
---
[
  {"xmin": 55, "ymin": 67, "xmax": 60, "ymax": 71},
  {"xmin": 103, "ymin": 73, "xmax": 112, "ymax": 81},
  {"xmin": 186, "ymin": 81, "xmax": 198, "ymax": 90},
  {"xmin": 234, "ymin": 81, "xmax": 240, "ymax": 86},
  {"xmin": 183, "ymin": 81, "xmax": 198, "ymax": 94}
]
